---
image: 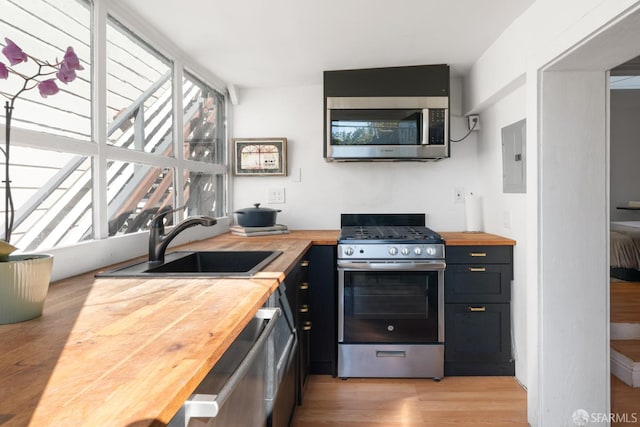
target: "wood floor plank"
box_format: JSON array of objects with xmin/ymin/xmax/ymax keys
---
[
  {"xmin": 611, "ymin": 281, "xmax": 640, "ymax": 324},
  {"xmin": 612, "ymin": 374, "xmax": 640, "ymax": 426},
  {"xmin": 292, "ymin": 376, "xmax": 527, "ymax": 426},
  {"xmin": 611, "ymin": 339, "xmax": 640, "ymax": 363},
  {"xmin": 611, "ymin": 280, "xmax": 640, "ymax": 425}
]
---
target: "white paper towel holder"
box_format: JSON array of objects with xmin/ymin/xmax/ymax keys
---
[{"xmin": 464, "ymin": 192, "xmax": 483, "ymax": 233}]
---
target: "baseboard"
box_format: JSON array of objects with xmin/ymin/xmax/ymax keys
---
[
  {"xmin": 611, "ymin": 347, "xmax": 640, "ymax": 387},
  {"xmin": 611, "ymin": 322, "xmax": 640, "ymax": 340}
]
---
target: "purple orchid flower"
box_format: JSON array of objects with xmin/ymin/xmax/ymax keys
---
[
  {"xmin": 56, "ymin": 62, "xmax": 76, "ymax": 84},
  {"xmin": 61, "ymin": 46, "xmax": 83, "ymax": 71},
  {"xmin": 38, "ymin": 79, "xmax": 59, "ymax": 98},
  {"xmin": 2, "ymin": 38, "xmax": 28, "ymax": 66},
  {"xmin": 0, "ymin": 62, "xmax": 7, "ymax": 79}
]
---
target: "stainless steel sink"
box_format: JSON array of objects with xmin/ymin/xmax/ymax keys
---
[{"xmin": 96, "ymin": 250, "xmax": 282, "ymax": 278}]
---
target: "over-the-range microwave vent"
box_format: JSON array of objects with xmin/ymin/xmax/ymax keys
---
[{"xmin": 323, "ymin": 64, "xmax": 450, "ymax": 162}]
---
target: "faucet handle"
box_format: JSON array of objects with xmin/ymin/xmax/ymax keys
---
[{"xmin": 150, "ymin": 206, "xmax": 184, "ymax": 229}]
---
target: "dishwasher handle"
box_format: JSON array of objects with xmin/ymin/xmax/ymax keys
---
[{"xmin": 181, "ymin": 307, "xmax": 280, "ymax": 424}]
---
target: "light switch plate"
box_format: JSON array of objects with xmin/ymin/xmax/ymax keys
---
[{"xmin": 267, "ymin": 187, "xmax": 285, "ymax": 204}]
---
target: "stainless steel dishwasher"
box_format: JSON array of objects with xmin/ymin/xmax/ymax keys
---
[
  {"xmin": 168, "ymin": 308, "xmax": 280, "ymax": 427},
  {"xmin": 264, "ymin": 281, "xmax": 297, "ymax": 427}
]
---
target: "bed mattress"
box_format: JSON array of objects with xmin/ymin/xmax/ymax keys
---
[{"xmin": 611, "ymin": 222, "xmax": 640, "ymax": 280}]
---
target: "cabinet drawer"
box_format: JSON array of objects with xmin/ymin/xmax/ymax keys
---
[
  {"xmin": 446, "ymin": 245, "xmax": 512, "ymax": 264},
  {"xmin": 444, "ymin": 303, "xmax": 512, "ymax": 363},
  {"xmin": 445, "ymin": 264, "xmax": 511, "ymax": 303}
]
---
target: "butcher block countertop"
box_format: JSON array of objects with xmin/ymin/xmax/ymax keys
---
[
  {"xmin": 0, "ymin": 229, "xmax": 510, "ymax": 426},
  {"xmin": 0, "ymin": 230, "xmax": 337, "ymax": 427},
  {"xmin": 440, "ymin": 231, "xmax": 516, "ymax": 246}
]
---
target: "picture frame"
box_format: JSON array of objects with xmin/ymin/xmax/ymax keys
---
[{"xmin": 233, "ymin": 137, "xmax": 288, "ymax": 176}]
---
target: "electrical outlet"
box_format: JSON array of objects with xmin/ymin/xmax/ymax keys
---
[
  {"xmin": 468, "ymin": 115, "xmax": 480, "ymax": 131},
  {"xmin": 267, "ymin": 187, "xmax": 285, "ymax": 204},
  {"xmin": 454, "ymin": 187, "xmax": 465, "ymax": 203}
]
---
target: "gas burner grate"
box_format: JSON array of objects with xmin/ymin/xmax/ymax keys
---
[{"xmin": 339, "ymin": 225, "xmax": 443, "ymax": 243}]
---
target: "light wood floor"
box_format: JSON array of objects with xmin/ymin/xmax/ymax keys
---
[
  {"xmin": 611, "ymin": 339, "xmax": 640, "ymax": 363},
  {"xmin": 291, "ymin": 375, "xmax": 528, "ymax": 426},
  {"xmin": 610, "ymin": 280, "xmax": 640, "ymax": 425},
  {"xmin": 611, "ymin": 281, "xmax": 640, "ymax": 323},
  {"xmin": 292, "ymin": 375, "xmax": 639, "ymax": 427},
  {"xmin": 612, "ymin": 374, "xmax": 640, "ymax": 426}
]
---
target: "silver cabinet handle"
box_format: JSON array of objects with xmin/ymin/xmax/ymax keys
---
[{"xmin": 376, "ymin": 350, "xmax": 406, "ymax": 358}]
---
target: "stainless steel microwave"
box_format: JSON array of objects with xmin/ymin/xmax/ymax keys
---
[{"xmin": 325, "ymin": 96, "xmax": 449, "ymax": 161}]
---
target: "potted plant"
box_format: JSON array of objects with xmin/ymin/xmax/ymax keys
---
[{"xmin": 0, "ymin": 37, "xmax": 83, "ymax": 323}]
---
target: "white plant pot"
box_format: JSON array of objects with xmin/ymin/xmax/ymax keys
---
[{"xmin": 0, "ymin": 254, "xmax": 53, "ymax": 324}]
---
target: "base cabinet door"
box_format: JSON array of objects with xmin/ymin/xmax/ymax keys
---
[
  {"xmin": 285, "ymin": 254, "xmax": 310, "ymax": 406},
  {"xmin": 444, "ymin": 303, "xmax": 514, "ymax": 375},
  {"xmin": 307, "ymin": 245, "xmax": 337, "ymax": 376}
]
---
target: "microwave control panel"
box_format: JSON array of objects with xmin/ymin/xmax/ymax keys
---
[{"xmin": 428, "ymin": 109, "xmax": 447, "ymax": 145}]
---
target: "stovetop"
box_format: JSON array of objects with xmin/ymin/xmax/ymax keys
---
[
  {"xmin": 339, "ymin": 225, "xmax": 443, "ymax": 244},
  {"xmin": 339, "ymin": 213, "xmax": 443, "ymax": 244},
  {"xmin": 338, "ymin": 214, "xmax": 444, "ymax": 260}
]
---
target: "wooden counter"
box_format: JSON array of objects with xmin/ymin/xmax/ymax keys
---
[
  {"xmin": 0, "ymin": 229, "xmax": 513, "ymax": 426},
  {"xmin": 440, "ymin": 231, "xmax": 516, "ymax": 246},
  {"xmin": 0, "ymin": 230, "xmax": 337, "ymax": 427}
]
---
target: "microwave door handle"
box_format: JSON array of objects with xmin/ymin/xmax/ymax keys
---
[{"xmin": 421, "ymin": 109, "xmax": 429, "ymax": 145}]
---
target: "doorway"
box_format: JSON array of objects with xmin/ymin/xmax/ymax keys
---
[{"xmin": 535, "ymin": 6, "xmax": 640, "ymax": 424}]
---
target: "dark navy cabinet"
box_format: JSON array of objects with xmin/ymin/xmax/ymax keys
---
[
  {"xmin": 444, "ymin": 245, "xmax": 515, "ymax": 376},
  {"xmin": 307, "ymin": 245, "xmax": 337, "ymax": 377}
]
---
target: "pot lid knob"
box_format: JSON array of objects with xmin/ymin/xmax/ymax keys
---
[{"xmin": 253, "ymin": 203, "xmax": 261, "ymax": 208}]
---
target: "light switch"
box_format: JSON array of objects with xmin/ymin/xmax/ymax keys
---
[{"xmin": 267, "ymin": 187, "xmax": 285, "ymax": 204}]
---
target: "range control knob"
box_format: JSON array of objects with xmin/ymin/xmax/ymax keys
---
[
  {"xmin": 344, "ymin": 246, "xmax": 354, "ymax": 256},
  {"xmin": 426, "ymin": 246, "xmax": 437, "ymax": 256},
  {"xmin": 401, "ymin": 247, "xmax": 410, "ymax": 256},
  {"xmin": 388, "ymin": 246, "xmax": 398, "ymax": 256},
  {"xmin": 414, "ymin": 247, "xmax": 423, "ymax": 256}
]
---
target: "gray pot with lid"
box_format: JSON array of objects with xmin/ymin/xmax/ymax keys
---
[{"xmin": 234, "ymin": 203, "xmax": 281, "ymax": 227}]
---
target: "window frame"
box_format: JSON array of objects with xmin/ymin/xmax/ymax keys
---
[{"xmin": 4, "ymin": 0, "xmax": 231, "ymax": 280}]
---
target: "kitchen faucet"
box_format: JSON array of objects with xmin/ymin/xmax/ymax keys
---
[{"xmin": 149, "ymin": 207, "xmax": 217, "ymax": 264}]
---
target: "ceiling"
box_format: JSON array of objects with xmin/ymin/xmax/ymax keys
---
[{"xmin": 114, "ymin": 0, "xmax": 535, "ymax": 89}]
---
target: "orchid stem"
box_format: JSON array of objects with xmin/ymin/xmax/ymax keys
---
[{"xmin": 4, "ymin": 101, "xmax": 13, "ymax": 243}]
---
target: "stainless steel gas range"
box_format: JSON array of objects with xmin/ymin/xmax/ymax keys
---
[{"xmin": 337, "ymin": 213, "xmax": 445, "ymax": 379}]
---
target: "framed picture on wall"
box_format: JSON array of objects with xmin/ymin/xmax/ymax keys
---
[{"xmin": 233, "ymin": 137, "xmax": 288, "ymax": 176}]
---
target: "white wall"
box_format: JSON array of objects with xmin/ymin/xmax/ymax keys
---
[
  {"xmin": 610, "ymin": 89, "xmax": 640, "ymax": 221},
  {"xmin": 232, "ymin": 78, "xmax": 482, "ymax": 232},
  {"xmin": 464, "ymin": 0, "xmax": 640, "ymax": 113},
  {"xmin": 476, "ymin": 85, "xmax": 528, "ymax": 385},
  {"xmin": 539, "ymin": 71, "xmax": 610, "ymax": 424}
]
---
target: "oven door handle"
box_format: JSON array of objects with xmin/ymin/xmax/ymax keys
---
[{"xmin": 337, "ymin": 260, "xmax": 446, "ymax": 271}]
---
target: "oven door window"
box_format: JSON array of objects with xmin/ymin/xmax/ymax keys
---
[
  {"xmin": 342, "ymin": 270, "xmax": 439, "ymax": 344},
  {"xmin": 330, "ymin": 109, "xmax": 421, "ymax": 146}
]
